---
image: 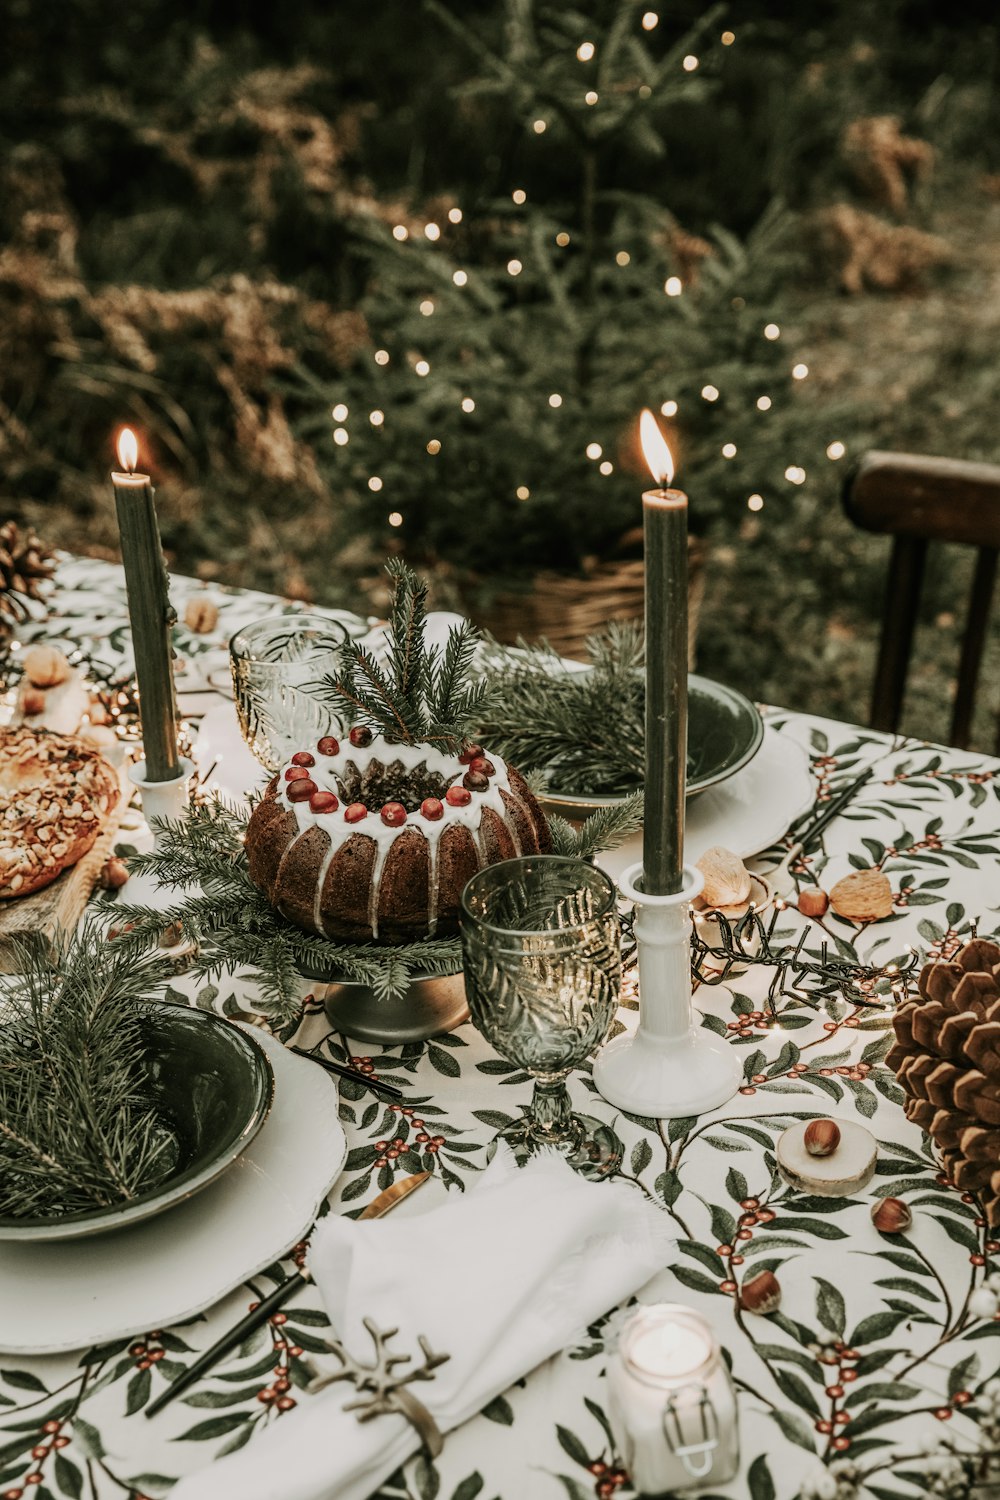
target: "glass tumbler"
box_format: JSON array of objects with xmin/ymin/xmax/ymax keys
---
[
  {"xmin": 230, "ymin": 613, "xmax": 350, "ymax": 773},
  {"xmin": 460, "ymin": 856, "xmax": 623, "ymax": 1178}
]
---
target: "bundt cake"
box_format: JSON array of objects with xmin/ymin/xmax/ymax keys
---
[{"xmin": 245, "ymin": 725, "xmax": 551, "ymax": 944}]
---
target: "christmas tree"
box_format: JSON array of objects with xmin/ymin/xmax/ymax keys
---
[{"xmin": 309, "ymin": 0, "xmax": 843, "ymax": 630}]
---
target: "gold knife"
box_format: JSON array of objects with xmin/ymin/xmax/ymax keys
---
[
  {"xmin": 146, "ymin": 1171, "xmax": 433, "ymax": 1418},
  {"xmin": 358, "ymin": 1170, "xmax": 432, "ymax": 1219}
]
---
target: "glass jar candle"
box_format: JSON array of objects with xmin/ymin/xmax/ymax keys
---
[{"xmin": 606, "ymin": 1303, "xmax": 739, "ymax": 1494}]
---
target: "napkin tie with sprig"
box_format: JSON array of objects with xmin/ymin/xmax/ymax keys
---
[{"xmin": 171, "ymin": 1147, "xmax": 675, "ymax": 1500}]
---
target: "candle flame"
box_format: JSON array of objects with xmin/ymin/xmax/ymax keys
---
[
  {"xmin": 116, "ymin": 428, "xmax": 139, "ymax": 473},
  {"xmin": 639, "ymin": 408, "xmax": 674, "ymax": 488}
]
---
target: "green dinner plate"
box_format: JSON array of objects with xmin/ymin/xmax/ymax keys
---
[
  {"xmin": 0, "ymin": 1006, "xmax": 274, "ymax": 1242},
  {"xmin": 537, "ymin": 674, "xmax": 764, "ymax": 821}
]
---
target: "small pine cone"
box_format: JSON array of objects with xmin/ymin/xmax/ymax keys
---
[
  {"xmin": 0, "ymin": 521, "xmax": 57, "ymax": 629},
  {"xmin": 891, "ymin": 939, "xmax": 1000, "ymax": 1217}
]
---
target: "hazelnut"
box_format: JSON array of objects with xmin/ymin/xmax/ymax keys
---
[
  {"xmin": 739, "ymin": 1269, "xmax": 781, "ymax": 1315},
  {"xmin": 87, "ymin": 699, "xmax": 112, "ymax": 726},
  {"xmin": 871, "ymin": 1197, "xmax": 912, "ymax": 1234},
  {"xmin": 798, "ymin": 887, "xmax": 829, "ymax": 918},
  {"xmin": 804, "ymin": 1119, "xmax": 841, "ymax": 1157},
  {"xmin": 21, "ymin": 686, "xmax": 46, "ymax": 716},
  {"xmin": 98, "ymin": 856, "xmax": 130, "ymax": 890},
  {"xmin": 22, "ymin": 644, "xmax": 71, "ymax": 688},
  {"xmin": 183, "ymin": 597, "xmax": 220, "ymax": 635}
]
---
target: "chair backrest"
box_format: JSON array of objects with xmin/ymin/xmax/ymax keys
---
[{"xmin": 843, "ymin": 450, "xmax": 1000, "ymax": 752}]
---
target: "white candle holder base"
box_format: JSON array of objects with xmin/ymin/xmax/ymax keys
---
[
  {"xmin": 128, "ymin": 757, "xmax": 195, "ymax": 845},
  {"xmin": 593, "ymin": 862, "xmax": 742, "ymax": 1120},
  {"xmin": 122, "ymin": 758, "xmax": 196, "ymax": 916}
]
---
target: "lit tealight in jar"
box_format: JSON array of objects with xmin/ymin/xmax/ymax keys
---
[{"xmin": 606, "ymin": 1303, "xmax": 738, "ymax": 1494}]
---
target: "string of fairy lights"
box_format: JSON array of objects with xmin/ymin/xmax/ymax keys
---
[{"xmin": 329, "ymin": 17, "xmax": 849, "ymax": 532}]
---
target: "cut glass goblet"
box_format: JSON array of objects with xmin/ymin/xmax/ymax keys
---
[
  {"xmin": 229, "ymin": 613, "xmax": 349, "ymax": 773},
  {"xmin": 460, "ymin": 856, "xmax": 623, "ymax": 1178}
]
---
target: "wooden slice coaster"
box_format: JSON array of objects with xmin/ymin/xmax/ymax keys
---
[{"xmin": 777, "ymin": 1118, "xmax": 877, "ymax": 1197}]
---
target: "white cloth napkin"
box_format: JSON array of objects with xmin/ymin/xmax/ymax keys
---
[{"xmin": 172, "ymin": 1147, "xmax": 675, "ymax": 1500}]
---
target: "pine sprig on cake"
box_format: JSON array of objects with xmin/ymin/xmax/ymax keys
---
[{"xmin": 327, "ymin": 560, "xmax": 493, "ymax": 749}]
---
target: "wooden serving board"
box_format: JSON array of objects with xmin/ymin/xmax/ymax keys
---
[{"xmin": 0, "ymin": 769, "xmax": 129, "ymax": 973}]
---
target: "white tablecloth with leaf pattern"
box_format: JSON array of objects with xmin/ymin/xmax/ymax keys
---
[{"xmin": 1, "ymin": 557, "xmax": 998, "ymax": 1500}]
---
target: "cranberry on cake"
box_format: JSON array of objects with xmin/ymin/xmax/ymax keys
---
[{"xmin": 244, "ymin": 561, "xmax": 551, "ymax": 945}]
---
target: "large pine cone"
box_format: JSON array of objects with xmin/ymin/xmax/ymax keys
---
[
  {"xmin": 0, "ymin": 521, "xmax": 56, "ymax": 635},
  {"xmin": 887, "ymin": 938, "xmax": 1000, "ymax": 1226}
]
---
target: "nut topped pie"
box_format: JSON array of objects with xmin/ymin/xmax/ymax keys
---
[{"xmin": 0, "ymin": 726, "xmax": 119, "ymax": 899}]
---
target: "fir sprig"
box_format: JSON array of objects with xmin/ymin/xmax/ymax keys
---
[
  {"xmin": 114, "ymin": 802, "xmax": 467, "ymax": 1021},
  {"xmin": 478, "ymin": 622, "xmax": 647, "ymax": 795},
  {"xmin": 0, "ymin": 922, "xmax": 179, "ymax": 1220},
  {"xmin": 384, "ymin": 556, "xmax": 430, "ymax": 724},
  {"xmin": 114, "ymin": 791, "xmax": 648, "ymax": 1023},
  {"xmin": 327, "ymin": 561, "xmax": 496, "ymax": 748},
  {"xmin": 548, "ymin": 794, "xmax": 645, "ymax": 861}
]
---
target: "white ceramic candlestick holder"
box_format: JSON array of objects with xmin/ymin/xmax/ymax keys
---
[
  {"xmin": 122, "ymin": 756, "xmax": 196, "ymax": 917},
  {"xmin": 593, "ymin": 862, "xmax": 741, "ymax": 1119},
  {"xmin": 129, "ymin": 756, "xmax": 195, "ymax": 842}
]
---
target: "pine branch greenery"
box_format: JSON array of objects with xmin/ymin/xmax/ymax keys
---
[
  {"xmin": 0, "ymin": 921, "xmax": 180, "ymax": 1220},
  {"xmin": 115, "ymin": 787, "xmax": 645, "ymax": 1024},
  {"xmin": 477, "ymin": 622, "xmax": 647, "ymax": 795},
  {"xmin": 548, "ymin": 794, "xmax": 645, "ymax": 861},
  {"xmin": 326, "ymin": 561, "xmax": 495, "ymax": 748},
  {"xmin": 114, "ymin": 802, "xmax": 467, "ymax": 1022}
]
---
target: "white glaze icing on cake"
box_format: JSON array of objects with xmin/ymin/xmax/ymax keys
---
[{"xmin": 262, "ymin": 732, "xmax": 541, "ymax": 939}]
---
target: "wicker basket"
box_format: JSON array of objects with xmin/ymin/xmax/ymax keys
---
[{"xmin": 460, "ymin": 540, "xmax": 706, "ymax": 666}]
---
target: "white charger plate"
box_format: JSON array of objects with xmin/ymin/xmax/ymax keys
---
[
  {"xmin": 596, "ymin": 726, "xmax": 814, "ymax": 884},
  {"xmin": 0, "ymin": 1029, "xmax": 347, "ymax": 1355}
]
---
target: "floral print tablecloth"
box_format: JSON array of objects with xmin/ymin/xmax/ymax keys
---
[{"xmin": 1, "ymin": 557, "xmax": 999, "ymax": 1500}]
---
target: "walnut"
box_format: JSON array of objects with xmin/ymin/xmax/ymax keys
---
[
  {"xmin": 829, "ymin": 868, "xmax": 893, "ymax": 922},
  {"xmin": 22, "ymin": 644, "xmax": 70, "ymax": 687},
  {"xmin": 183, "ymin": 596, "xmax": 220, "ymax": 634},
  {"xmin": 695, "ymin": 846, "xmax": 751, "ymax": 909}
]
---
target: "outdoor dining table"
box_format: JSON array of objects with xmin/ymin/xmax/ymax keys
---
[{"xmin": 0, "ymin": 555, "xmax": 997, "ymax": 1500}]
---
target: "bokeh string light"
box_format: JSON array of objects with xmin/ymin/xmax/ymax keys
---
[{"xmin": 321, "ymin": 14, "xmax": 837, "ymax": 541}]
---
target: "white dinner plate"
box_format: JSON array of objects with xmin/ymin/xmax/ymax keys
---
[
  {"xmin": 0, "ymin": 1029, "xmax": 347, "ymax": 1355},
  {"xmin": 596, "ymin": 726, "xmax": 815, "ymax": 883}
]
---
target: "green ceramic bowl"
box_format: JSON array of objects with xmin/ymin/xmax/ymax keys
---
[
  {"xmin": 0, "ymin": 1006, "xmax": 274, "ymax": 1242},
  {"xmin": 537, "ymin": 674, "xmax": 764, "ymax": 821}
]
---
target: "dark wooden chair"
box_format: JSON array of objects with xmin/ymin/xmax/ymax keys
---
[{"xmin": 842, "ymin": 450, "xmax": 1000, "ymax": 752}]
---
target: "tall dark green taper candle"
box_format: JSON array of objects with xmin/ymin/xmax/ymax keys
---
[
  {"xmin": 639, "ymin": 409, "xmax": 688, "ymax": 896},
  {"xmin": 111, "ymin": 428, "xmax": 181, "ymax": 782}
]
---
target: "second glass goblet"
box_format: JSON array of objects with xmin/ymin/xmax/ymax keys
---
[
  {"xmin": 460, "ymin": 856, "xmax": 623, "ymax": 1178},
  {"xmin": 230, "ymin": 613, "xmax": 349, "ymax": 773}
]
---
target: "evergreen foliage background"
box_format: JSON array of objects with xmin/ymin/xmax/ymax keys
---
[{"xmin": 1, "ymin": 0, "xmax": 999, "ymax": 745}]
